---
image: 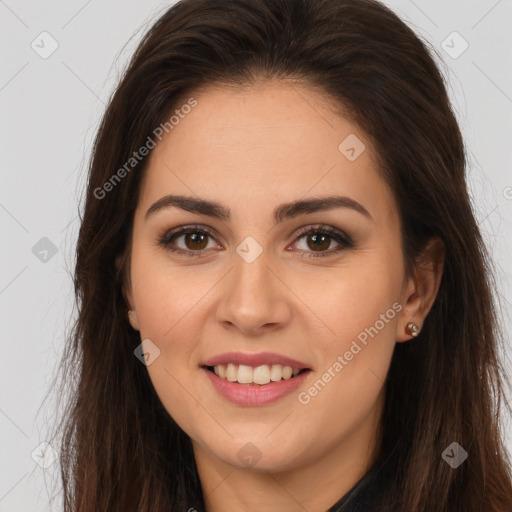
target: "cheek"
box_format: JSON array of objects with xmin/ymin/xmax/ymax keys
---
[
  {"xmin": 130, "ymin": 242, "xmax": 212, "ymax": 339},
  {"xmin": 296, "ymin": 248, "xmax": 401, "ymax": 343},
  {"xmin": 130, "ymin": 259, "xmax": 209, "ymax": 437},
  {"xmin": 300, "ymin": 258, "xmax": 400, "ymax": 409},
  {"xmin": 298, "ymin": 309, "xmax": 396, "ymax": 445},
  {"xmin": 129, "ymin": 244, "xmax": 216, "ymax": 415}
]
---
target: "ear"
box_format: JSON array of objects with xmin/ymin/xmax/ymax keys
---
[
  {"xmin": 396, "ymin": 237, "xmax": 445, "ymax": 342},
  {"xmin": 115, "ymin": 253, "xmax": 140, "ymax": 331}
]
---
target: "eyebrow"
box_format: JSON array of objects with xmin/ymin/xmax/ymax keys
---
[{"xmin": 145, "ymin": 193, "xmax": 373, "ymax": 223}]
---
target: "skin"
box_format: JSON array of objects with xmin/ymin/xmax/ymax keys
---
[{"xmin": 123, "ymin": 79, "xmax": 444, "ymax": 512}]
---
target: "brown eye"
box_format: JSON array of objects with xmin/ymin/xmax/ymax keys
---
[
  {"xmin": 158, "ymin": 224, "xmax": 354, "ymax": 259},
  {"xmin": 181, "ymin": 232, "xmax": 209, "ymax": 250},
  {"xmin": 292, "ymin": 225, "xmax": 354, "ymax": 258},
  {"xmin": 158, "ymin": 225, "xmax": 219, "ymax": 257},
  {"xmin": 303, "ymin": 233, "xmax": 332, "ymax": 252}
]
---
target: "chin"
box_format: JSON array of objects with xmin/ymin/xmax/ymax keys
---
[{"xmin": 203, "ymin": 432, "xmax": 307, "ymax": 472}]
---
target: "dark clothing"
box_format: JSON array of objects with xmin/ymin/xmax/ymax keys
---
[{"xmin": 327, "ymin": 446, "xmax": 399, "ymax": 512}]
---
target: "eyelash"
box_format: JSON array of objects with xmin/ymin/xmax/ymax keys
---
[{"xmin": 157, "ymin": 224, "xmax": 354, "ymax": 259}]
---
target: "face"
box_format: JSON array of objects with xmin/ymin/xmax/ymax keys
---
[{"xmin": 125, "ymin": 79, "xmax": 412, "ymax": 473}]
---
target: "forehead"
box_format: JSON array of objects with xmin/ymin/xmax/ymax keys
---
[{"xmin": 138, "ymin": 80, "xmax": 398, "ymax": 228}]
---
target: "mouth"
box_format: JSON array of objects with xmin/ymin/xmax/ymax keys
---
[
  {"xmin": 201, "ymin": 363, "xmax": 311, "ymax": 386},
  {"xmin": 201, "ymin": 363, "xmax": 312, "ymax": 406},
  {"xmin": 200, "ymin": 351, "xmax": 312, "ymax": 405}
]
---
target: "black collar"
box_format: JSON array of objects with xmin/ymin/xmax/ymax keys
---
[{"xmin": 327, "ymin": 445, "xmax": 400, "ymax": 512}]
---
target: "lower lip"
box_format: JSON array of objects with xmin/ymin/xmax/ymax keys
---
[{"xmin": 201, "ymin": 367, "xmax": 311, "ymax": 406}]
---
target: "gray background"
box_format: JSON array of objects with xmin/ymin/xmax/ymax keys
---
[{"xmin": 1, "ymin": 0, "xmax": 511, "ymax": 510}]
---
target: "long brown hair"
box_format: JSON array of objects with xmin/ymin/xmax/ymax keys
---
[{"xmin": 50, "ymin": 0, "xmax": 512, "ymax": 510}]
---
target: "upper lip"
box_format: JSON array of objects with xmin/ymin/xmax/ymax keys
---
[{"xmin": 201, "ymin": 351, "xmax": 311, "ymax": 370}]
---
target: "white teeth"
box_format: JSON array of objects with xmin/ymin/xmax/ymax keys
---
[
  {"xmin": 270, "ymin": 365, "xmax": 282, "ymax": 381},
  {"xmin": 211, "ymin": 363, "xmax": 303, "ymax": 385},
  {"xmin": 226, "ymin": 363, "xmax": 237, "ymax": 382},
  {"xmin": 282, "ymin": 366, "xmax": 293, "ymax": 379},
  {"xmin": 237, "ymin": 364, "xmax": 254, "ymax": 384},
  {"xmin": 253, "ymin": 365, "xmax": 271, "ymax": 384}
]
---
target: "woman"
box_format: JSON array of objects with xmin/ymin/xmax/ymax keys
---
[{"xmin": 53, "ymin": 0, "xmax": 512, "ymax": 510}]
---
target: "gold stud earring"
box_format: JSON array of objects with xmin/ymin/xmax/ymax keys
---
[{"xmin": 405, "ymin": 322, "xmax": 420, "ymax": 337}]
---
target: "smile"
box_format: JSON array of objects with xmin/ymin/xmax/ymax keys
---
[
  {"xmin": 200, "ymin": 351, "xmax": 312, "ymax": 405},
  {"xmin": 205, "ymin": 363, "xmax": 306, "ymax": 385}
]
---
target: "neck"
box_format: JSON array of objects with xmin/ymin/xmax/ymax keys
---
[{"xmin": 192, "ymin": 397, "xmax": 383, "ymax": 512}]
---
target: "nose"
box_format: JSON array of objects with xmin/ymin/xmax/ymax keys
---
[{"xmin": 215, "ymin": 251, "xmax": 292, "ymax": 336}]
